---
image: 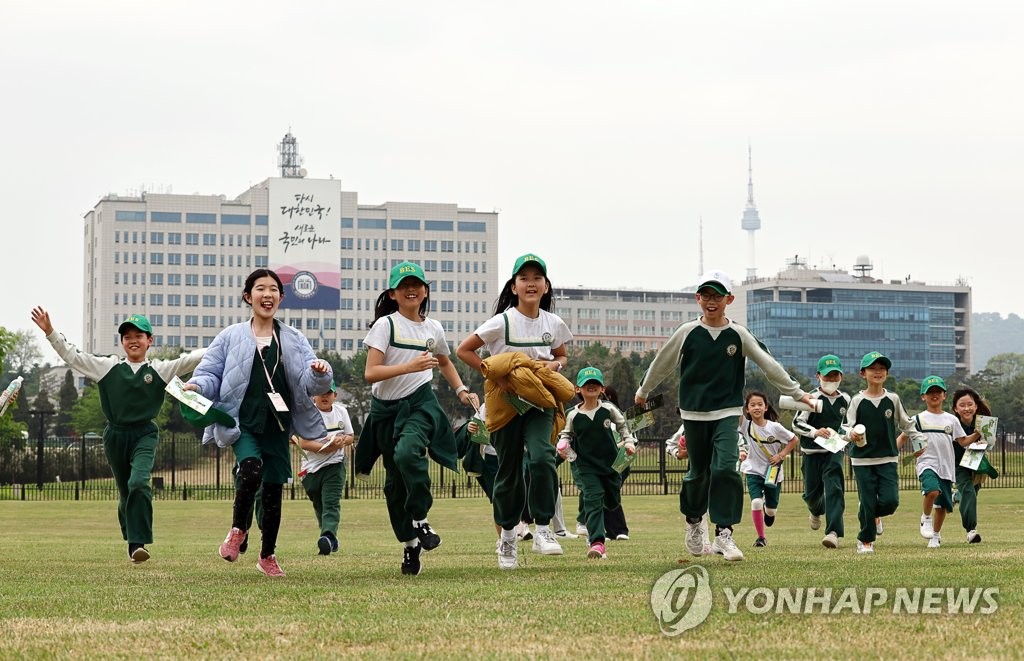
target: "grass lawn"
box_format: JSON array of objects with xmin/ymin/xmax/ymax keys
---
[{"xmin": 0, "ymin": 489, "xmax": 1020, "ymax": 658}]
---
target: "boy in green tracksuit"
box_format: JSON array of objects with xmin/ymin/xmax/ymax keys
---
[
  {"xmin": 845, "ymin": 351, "xmax": 927, "ymax": 555},
  {"xmin": 556, "ymin": 367, "xmax": 635, "ymax": 560},
  {"xmin": 31, "ymin": 307, "xmax": 204, "ymax": 563},
  {"xmin": 635, "ymin": 270, "xmax": 813, "ymax": 562},
  {"xmin": 792, "ymin": 354, "xmax": 850, "ymax": 549}
]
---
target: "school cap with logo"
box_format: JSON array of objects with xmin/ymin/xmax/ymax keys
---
[
  {"xmin": 817, "ymin": 354, "xmax": 843, "ymax": 376},
  {"xmin": 179, "ymin": 403, "xmax": 235, "ymax": 428},
  {"xmin": 388, "ymin": 261, "xmax": 428, "ymax": 289},
  {"xmin": 118, "ymin": 314, "xmax": 153, "ymax": 335},
  {"xmin": 576, "ymin": 366, "xmax": 604, "ymax": 387},
  {"xmin": 696, "ymin": 270, "xmax": 733, "ymax": 296},
  {"xmin": 920, "ymin": 375, "xmax": 947, "ymax": 394},
  {"xmin": 860, "ymin": 351, "xmax": 892, "ymax": 370},
  {"xmin": 512, "ymin": 253, "xmax": 547, "ymax": 277}
]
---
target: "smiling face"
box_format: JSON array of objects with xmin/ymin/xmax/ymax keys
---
[
  {"xmin": 577, "ymin": 380, "xmax": 604, "ymax": 403},
  {"xmin": 921, "ymin": 387, "xmax": 946, "ymax": 411},
  {"xmin": 511, "ymin": 265, "xmax": 549, "ymax": 310},
  {"xmin": 245, "ymin": 275, "xmax": 283, "ymax": 320},
  {"xmin": 860, "ymin": 362, "xmax": 889, "ymax": 388},
  {"xmin": 745, "ymin": 394, "xmax": 767, "ymax": 421},
  {"xmin": 387, "ymin": 277, "xmax": 428, "ymax": 316},
  {"xmin": 954, "ymin": 393, "xmax": 977, "ymax": 422},
  {"xmin": 696, "ymin": 287, "xmax": 734, "ymax": 325},
  {"xmin": 120, "ymin": 328, "xmax": 153, "ymax": 362}
]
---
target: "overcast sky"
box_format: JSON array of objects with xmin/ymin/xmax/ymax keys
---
[{"xmin": 2, "ymin": 1, "xmax": 1022, "ymax": 350}]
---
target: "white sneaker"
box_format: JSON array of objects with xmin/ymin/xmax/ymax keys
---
[
  {"xmin": 809, "ymin": 513, "xmax": 822, "ymax": 531},
  {"xmin": 710, "ymin": 528, "xmax": 744, "ymax": 561},
  {"xmin": 495, "ymin": 538, "xmax": 501, "ymax": 554},
  {"xmin": 498, "ymin": 536, "xmax": 518, "ymax": 569},
  {"xmin": 875, "ymin": 518, "xmax": 884, "ymax": 535},
  {"xmin": 554, "ymin": 529, "xmax": 579, "ymax": 539},
  {"xmin": 927, "ymin": 532, "xmax": 941, "ymax": 548},
  {"xmin": 821, "ymin": 531, "xmax": 839, "ymax": 549},
  {"xmin": 531, "ymin": 527, "xmax": 564, "ymax": 555},
  {"xmin": 516, "ymin": 522, "xmax": 533, "ymax": 541},
  {"xmin": 856, "ymin": 540, "xmax": 874, "ymax": 554},
  {"xmin": 920, "ymin": 514, "xmax": 934, "ymax": 539},
  {"xmin": 614, "ymin": 533, "xmax": 630, "ymax": 541},
  {"xmin": 967, "ymin": 529, "xmax": 982, "ymax": 544},
  {"xmin": 684, "ymin": 519, "xmax": 705, "ymax": 557},
  {"xmin": 575, "ymin": 523, "xmax": 588, "ymax": 536}
]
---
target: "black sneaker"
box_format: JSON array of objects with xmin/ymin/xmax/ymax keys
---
[
  {"xmin": 754, "ymin": 537, "xmax": 768, "ymax": 547},
  {"xmin": 326, "ymin": 532, "xmax": 339, "ymax": 553},
  {"xmin": 414, "ymin": 522, "xmax": 441, "ymax": 551},
  {"xmin": 129, "ymin": 544, "xmax": 150, "ymax": 564},
  {"xmin": 401, "ymin": 544, "xmax": 422, "ymax": 576},
  {"xmin": 317, "ymin": 535, "xmax": 332, "ymax": 556},
  {"xmin": 764, "ymin": 513, "xmax": 776, "ymax": 527}
]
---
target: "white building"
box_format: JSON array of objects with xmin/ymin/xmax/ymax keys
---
[{"xmin": 83, "ymin": 179, "xmax": 499, "ymax": 355}]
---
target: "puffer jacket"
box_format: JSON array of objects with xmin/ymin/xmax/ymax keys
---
[
  {"xmin": 480, "ymin": 352, "xmax": 576, "ymax": 442},
  {"xmin": 188, "ymin": 320, "xmax": 332, "ymax": 447}
]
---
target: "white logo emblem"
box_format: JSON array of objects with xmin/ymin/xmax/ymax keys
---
[
  {"xmin": 541, "ymin": 332, "xmax": 553, "ymax": 344},
  {"xmin": 425, "ymin": 338, "xmax": 437, "ymax": 352},
  {"xmin": 143, "ymin": 374, "xmax": 153, "ymax": 384},
  {"xmin": 726, "ymin": 345, "xmax": 738, "ymax": 357},
  {"xmin": 650, "ymin": 565, "xmax": 713, "ymax": 636},
  {"xmin": 885, "ymin": 410, "xmax": 893, "ymax": 419},
  {"xmin": 840, "ymin": 407, "xmax": 847, "ymax": 416},
  {"xmin": 292, "ymin": 271, "xmax": 318, "ymax": 300}
]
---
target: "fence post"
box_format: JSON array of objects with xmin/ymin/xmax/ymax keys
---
[
  {"xmin": 80, "ymin": 435, "xmax": 86, "ymax": 496},
  {"xmin": 182, "ymin": 481, "xmax": 188, "ymax": 501},
  {"xmin": 171, "ymin": 435, "xmax": 177, "ymax": 492},
  {"xmin": 215, "ymin": 445, "xmax": 221, "ymax": 494}
]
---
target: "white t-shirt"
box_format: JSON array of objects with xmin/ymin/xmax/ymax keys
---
[
  {"xmin": 739, "ymin": 419, "xmax": 795, "ymax": 480},
  {"xmin": 913, "ymin": 411, "xmax": 965, "ymax": 481},
  {"xmin": 363, "ymin": 312, "xmax": 450, "ymax": 400},
  {"xmin": 473, "ymin": 307, "xmax": 573, "ymax": 361},
  {"xmin": 300, "ymin": 402, "xmax": 354, "ymax": 475}
]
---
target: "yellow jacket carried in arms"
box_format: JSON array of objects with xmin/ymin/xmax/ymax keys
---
[{"xmin": 480, "ymin": 352, "xmax": 576, "ymax": 443}]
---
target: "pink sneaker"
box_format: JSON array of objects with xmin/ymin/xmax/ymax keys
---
[
  {"xmin": 587, "ymin": 542, "xmax": 607, "ymax": 559},
  {"xmin": 219, "ymin": 527, "xmax": 246, "ymax": 562},
  {"xmin": 256, "ymin": 554, "xmax": 286, "ymax": 577}
]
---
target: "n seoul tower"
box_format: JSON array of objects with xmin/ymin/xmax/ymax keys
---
[{"xmin": 740, "ymin": 143, "xmax": 762, "ymax": 280}]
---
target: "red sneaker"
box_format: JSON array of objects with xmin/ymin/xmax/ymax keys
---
[
  {"xmin": 219, "ymin": 527, "xmax": 246, "ymax": 562},
  {"xmin": 587, "ymin": 542, "xmax": 607, "ymax": 559},
  {"xmin": 256, "ymin": 554, "xmax": 286, "ymax": 577}
]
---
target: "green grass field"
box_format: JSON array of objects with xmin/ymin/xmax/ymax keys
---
[{"xmin": 0, "ymin": 490, "xmax": 1020, "ymax": 659}]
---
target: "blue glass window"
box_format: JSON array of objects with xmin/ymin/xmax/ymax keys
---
[
  {"xmin": 341, "ymin": 217, "xmax": 354, "ymax": 228},
  {"xmin": 425, "ymin": 220, "xmax": 453, "ymax": 231},
  {"xmin": 392, "ymin": 219, "xmax": 421, "ymax": 230},
  {"xmin": 221, "ymin": 214, "xmax": 250, "ymax": 225},
  {"xmin": 458, "ymin": 221, "xmax": 486, "ymax": 232},
  {"xmin": 358, "ymin": 218, "xmax": 387, "ymax": 230},
  {"xmin": 115, "ymin": 210, "xmax": 146, "ymax": 222},
  {"xmin": 151, "ymin": 211, "xmax": 181, "ymax": 223},
  {"xmin": 186, "ymin": 213, "xmax": 216, "ymax": 224}
]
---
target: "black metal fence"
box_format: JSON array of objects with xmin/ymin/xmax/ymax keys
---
[{"xmin": 1, "ymin": 432, "xmax": 1022, "ymax": 501}]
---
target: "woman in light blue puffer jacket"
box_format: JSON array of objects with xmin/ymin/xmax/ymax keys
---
[{"xmin": 186, "ymin": 269, "xmax": 332, "ymax": 577}]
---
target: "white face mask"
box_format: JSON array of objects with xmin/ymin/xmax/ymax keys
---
[{"xmin": 818, "ymin": 380, "xmax": 840, "ymax": 395}]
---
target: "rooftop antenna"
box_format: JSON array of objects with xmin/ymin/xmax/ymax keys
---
[{"xmin": 277, "ymin": 129, "xmax": 306, "ymax": 178}]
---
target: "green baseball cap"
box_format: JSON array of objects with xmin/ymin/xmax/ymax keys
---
[
  {"xmin": 576, "ymin": 366, "xmax": 604, "ymax": 387},
  {"xmin": 860, "ymin": 351, "xmax": 892, "ymax": 370},
  {"xmin": 179, "ymin": 403, "xmax": 235, "ymax": 428},
  {"xmin": 512, "ymin": 253, "xmax": 547, "ymax": 277},
  {"xmin": 118, "ymin": 314, "xmax": 152, "ymax": 336},
  {"xmin": 920, "ymin": 375, "xmax": 947, "ymax": 394},
  {"xmin": 388, "ymin": 261, "xmax": 428, "ymax": 289},
  {"xmin": 817, "ymin": 354, "xmax": 843, "ymax": 376}
]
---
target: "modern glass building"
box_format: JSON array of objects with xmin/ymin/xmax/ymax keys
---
[{"xmin": 731, "ymin": 264, "xmax": 971, "ymax": 381}]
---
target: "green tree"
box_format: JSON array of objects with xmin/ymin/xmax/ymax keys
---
[
  {"xmin": 71, "ymin": 384, "xmax": 107, "ymax": 436},
  {"xmin": 0, "ymin": 328, "xmax": 27, "ymax": 439},
  {"xmin": 1, "ymin": 329, "xmax": 42, "ymax": 375},
  {"xmin": 53, "ymin": 370, "xmax": 79, "ymax": 436}
]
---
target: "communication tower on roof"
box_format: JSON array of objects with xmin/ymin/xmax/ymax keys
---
[
  {"xmin": 277, "ymin": 131, "xmax": 306, "ymax": 178},
  {"xmin": 740, "ymin": 142, "xmax": 762, "ymax": 280}
]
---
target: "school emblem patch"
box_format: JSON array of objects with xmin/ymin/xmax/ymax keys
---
[
  {"xmin": 840, "ymin": 407, "xmax": 847, "ymax": 416},
  {"xmin": 945, "ymin": 425, "xmax": 953, "ymax": 435},
  {"xmin": 542, "ymin": 332, "xmax": 553, "ymax": 344},
  {"xmin": 425, "ymin": 337, "xmax": 436, "ymax": 352},
  {"xmin": 884, "ymin": 409, "xmax": 893, "ymax": 419},
  {"xmin": 143, "ymin": 374, "xmax": 153, "ymax": 384},
  {"xmin": 726, "ymin": 345, "xmax": 738, "ymax": 357}
]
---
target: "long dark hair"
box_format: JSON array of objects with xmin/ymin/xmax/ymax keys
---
[
  {"xmin": 951, "ymin": 387, "xmax": 991, "ymax": 421},
  {"xmin": 369, "ymin": 284, "xmax": 431, "ymax": 328},
  {"xmin": 743, "ymin": 390, "xmax": 779, "ymax": 422},
  {"xmin": 492, "ymin": 273, "xmax": 555, "ymax": 315},
  {"xmin": 242, "ymin": 269, "xmax": 285, "ymax": 306}
]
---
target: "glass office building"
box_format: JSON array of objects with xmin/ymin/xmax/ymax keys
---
[{"xmin": 733, "ymin": 267, "xmax": 971, "ymax": 381}]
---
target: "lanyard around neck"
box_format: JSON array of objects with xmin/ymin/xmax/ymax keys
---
[{"xmin": 251, "ymin": 323, "xmax": 281, "ymax": 392}]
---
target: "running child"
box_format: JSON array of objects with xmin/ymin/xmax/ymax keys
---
[
  {"xmin": 556, "ymin": 367, "xmax": 636, "ymax": 560},
  {"xmin": 845, "ymin": 351, "xmax": 927, "ymax": 554},
  {"xmin": 355, "ymin": 261, "xmax": 479, "ymax": 576},
  {"xmin": 791, "ymin": 354, "xmax": 851, "ymax": 548},
  {"xmin": 738, "ymin": 391, "xmax": 798, "ymax": 548},
  {"xmin": 950, "ymin": 387, "xmax": 995, "ymax": 544}
]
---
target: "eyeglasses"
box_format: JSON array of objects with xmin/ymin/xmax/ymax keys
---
[{"xmin": 698, "ymin": 292, "xmax": 725, "ymax": 301}]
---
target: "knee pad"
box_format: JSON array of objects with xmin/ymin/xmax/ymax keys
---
[
  {"xmin": 751, "ymin": 497, "xmax": 764, "ymax": 511},
  {"xmin": 237, "ymin": 458, "xmax": 263, "ymax": 487}
]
